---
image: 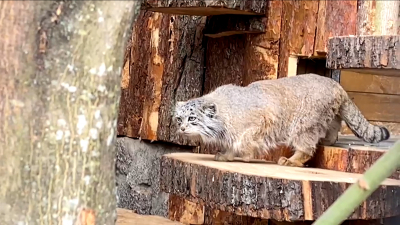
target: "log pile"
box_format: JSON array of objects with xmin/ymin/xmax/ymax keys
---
[{"xmin": 160, "ymin": 152, "xmax": 400, "ymax": 221}]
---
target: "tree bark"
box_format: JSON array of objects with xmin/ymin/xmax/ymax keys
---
[
  {"xmin": 326, "ymin": 35, "xmax": 400, "ymax": 74},
  {"xmin": 117, "ymin": 12, "xmax": 206, "ymax": 146},
  {"xmin": 160, "ymin": 153, "xmax": 400, "ymax": 221},
  {"xmin": 0, "ymin": 1, "xmax": 139, "ymax": 224}
]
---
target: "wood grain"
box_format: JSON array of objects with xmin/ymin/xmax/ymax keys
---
[
  {"xmin": 160, "ymin": 153, "xmax": 400, "ymax": 221},
  {"xmin": 117, "ymin": 12, "xmax": 206, "ymax": 146},
  {"xmin": 314, "ymin": 0, "xmax": 357, "ymax": 55},
  {"xmin": 168, "ymin": 194, "xmax": 205, "ymax": 224},
  {"xmin": 347, "ymin": 92, "xmax": 400, "ymax": 123},
  {"xmin": 278, "ymin": 0, "xmax": 319, "ymax": 77},
  {"xmin": 340, "ymin": 71, "xmax": 400, "ymax": 95}
]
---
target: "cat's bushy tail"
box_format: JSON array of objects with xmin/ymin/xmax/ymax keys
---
[{"xmin": 339, "ymin": 97, "xmax": 390, "ymax": 143}]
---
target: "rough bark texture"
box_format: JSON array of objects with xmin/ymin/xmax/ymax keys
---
[
  {"xmin": 314, "ymin": 0, "xmax": 357, "ymax": 56},
  {"xmin": 204, "ymin": 15, "xmax": 266, "ymax": 38},
  {"xmin": 278, "ymin": 0, "xmax": 319, "ymax": 78},
  {"xmin": 168, "ymin": 194, "xmax": 205, "ymax": 224},
  {"xmin": 326, "ymin": 35, "xmax": 400, "ymax": 74},
  {"xmin": 142, "ymin": 0, "xmax": 268, "ymax": 16},
  {"xmin": 116, "ymin": 138, "xmax": 193, "ymax": 217},
  {"xmin": 160, "ymin": 153, "xmax": 400, "ymax": 221},
  {"xmin": 0, "ymin": 1, "xmax": 139, "ymax": 224},
  {"xmin": 117, "ymin": 12, "xmax": 206, "ymax": 146}
]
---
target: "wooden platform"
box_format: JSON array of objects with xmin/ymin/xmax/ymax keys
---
[
  {"xmin": 159, "ymin": 136, "xmax": 400, "ymax": 221},
  {"xmin": 117, "ymin": 208, "xmax": 182, "ymax": 225}
]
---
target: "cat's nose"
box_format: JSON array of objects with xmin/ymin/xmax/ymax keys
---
[{"xmin": 180, "ymin": 126, "xmax": 185, "ymax": 131}]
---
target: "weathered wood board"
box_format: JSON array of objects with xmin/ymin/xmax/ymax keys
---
[
  {"xmin": 204, "ymin": 15, "xmax": 266, "ymax": 38},
  {"xmin": 160, "ymin": 152, "xmax": 400, "ymax": 221},
  {"xmin": 142, "ymin": 0, "xmax": 268, "ymax": 16}
]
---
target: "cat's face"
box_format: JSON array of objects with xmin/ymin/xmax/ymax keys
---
[{"xmin": 173, "ymin": 99, "xmax": 218, "ymax": 139}]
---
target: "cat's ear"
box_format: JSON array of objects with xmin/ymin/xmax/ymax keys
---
[
  {"xmin": 202, "ymin": 102, "xmax": 217, "ymax": 118},
  {"xmin": 175, "ymin": 101, "xmax": 185, "ymax": 109}
]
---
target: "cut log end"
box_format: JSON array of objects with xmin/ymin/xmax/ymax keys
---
[
  {"xmin": 326, "ymin": 35, "xmax": 400, "ymax": 73},
  {"xmin": 160, "ymin": 152, "xmax": 400, "ymax": 221}
]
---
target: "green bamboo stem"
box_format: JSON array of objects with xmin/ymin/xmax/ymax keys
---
[{"xmin": 313, "ymin": 141, "xmax": 400, "ymax": 225}]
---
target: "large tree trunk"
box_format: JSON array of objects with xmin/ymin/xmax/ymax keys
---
[{"xmin": 0, "ymin": 1, "xmax": 140, "ymax": 224}]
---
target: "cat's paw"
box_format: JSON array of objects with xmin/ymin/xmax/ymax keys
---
[
  {"xmin": 278, "ymin": 157, "xmax": 304, "ymax": 167},
  {"xmin": 214, "ymin": 152, "xmax": 234, "ymax": 162}
]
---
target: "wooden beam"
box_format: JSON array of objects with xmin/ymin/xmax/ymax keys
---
[
  {"xmin": 168, "ymin": 194, "xmax": 205, "ymax": 224},
  {"xmin": 160, "ymin": 152, "xmax": 400, "ymax": 221},
  {"xmin": 142, "ymin": 0, "xmax": 268, "ymax": 16},
  {"xmin": 204, "ymin": 15, "xmax": 266, "ymax": 38},
  {"xmin": 326, "ymin": 35, "xmax": 400, "ymax": 75}
]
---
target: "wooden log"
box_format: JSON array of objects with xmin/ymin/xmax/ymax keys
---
[
  {"xmin": 314, "ymin": 0, "xmax": 357, "ymax": 56},
  {"xmin": 168, "ymin": 194, "xmax": 205, "ymax": 224},
  {"xmin": 117, "ymin": 12, "xmax": 206, "ymax": 146},
  {"xmin": 326, "ymin": 35, "xmax": 400, "ymax": 75},
  {"xmin": 160, "ymin": 152, "xmax": 400, "ymax": 221},
  {"xmin": 142, "ymin": 0, "xmax": 268, "ymax": 16},
  {"xmin": 0, "ymin": 1, "xmax": 139, "ymax": 224},
  {"xmin": 204, "ymin": 15, "xmax": 266, "ymax": 38},
  {"xmin": 278, "ymin": 0, "xmax": 319, "ymax": 77},
  {"xmin": 117, "ymin": 208, "xmax": 183, "ymax": 225}
]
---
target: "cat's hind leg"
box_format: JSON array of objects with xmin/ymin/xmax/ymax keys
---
[
  {"xmin": 319, "ymin": 115, "xmax": 341, "ymax": 146},
  {"xmin": 278, "ymin": 150, "xmax": 312, "ymax": 167},
  {"xmin": 214, "ymin": 150, "xmax": 235, "ymax": 162}
]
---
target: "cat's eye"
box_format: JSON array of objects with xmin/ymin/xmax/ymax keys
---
[
  {"xmin": 176, "ymin": 118, "xmax": 182, "ymax": 123},
  {"xmin": 188, "ymin": 116, "xmax": 196, "ymax": 121}
]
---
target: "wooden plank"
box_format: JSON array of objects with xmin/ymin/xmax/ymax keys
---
[
  {"xmin": 278, "ymin": 0, "xmax": 319, "ymax": 78},
  {"xmin": 348, "ymin": 92, "xmax": 400, "ymax": 123},
  {"xmin": 341, "ymin": 71, "xmax": 400, "ymax": 95},
  {"xmin": 142, "ymin": 0, "xmax": 268, "ymax": 16},
  {"xmin": 204, "ymin": 15, "xmax": 266, "ymax": 38},
  {"xmin": 116, "ymin": 208, "xmax": 183, "ymax": 225},
  {"xmin": 160, "ymin": 152, "xmax": 400, "ymax": 221},
  {"xmin": 314, "ymin": 0, "xmax": 357, "ymax": 55},
  {"xmin": 357, "ymin": 1, "xmax": 399, "ymax": 35}
]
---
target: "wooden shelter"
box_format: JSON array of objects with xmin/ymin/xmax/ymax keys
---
[{"xmin": 116, "ymin": 0, "xmax": 400, "ymax": 224}]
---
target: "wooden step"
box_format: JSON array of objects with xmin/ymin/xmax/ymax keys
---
[
  {"xmin": 142, "ymin": 0, "xmax": 268, "ymax": 16},
  {"xmin": 117, "ymin": 208, "xmax": 183, "ymax": 225},
  {"xmin": 159, "ymin": 138, "xmax": 400, "ymax": 221}
]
